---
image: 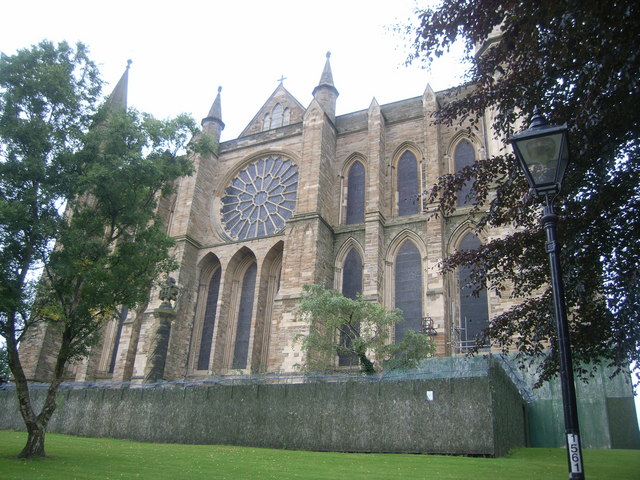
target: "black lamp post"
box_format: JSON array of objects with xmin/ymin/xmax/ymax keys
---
[{"xmin": 510, "ymin": 108, "xmax": 584, "ymax": 480}]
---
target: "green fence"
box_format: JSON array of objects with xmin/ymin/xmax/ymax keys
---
[
  {"xmin": 508, "ymin": 358, "xmax": 640, "ymax": 449},
  {"xmin": 3, "ymin": 355, "xmax": 635, "ymax": 453},
  {"xmin": 0, "ymin": 356, "xmax": 525, "ymax": 456}
]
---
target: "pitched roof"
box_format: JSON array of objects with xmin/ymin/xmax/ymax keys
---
[{"xmin": 239, "ymin": 83, "xmax": 306, "ymax": 137}]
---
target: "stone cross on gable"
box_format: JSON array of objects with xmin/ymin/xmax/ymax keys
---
[{"xmin": 277, "ymin": 75, "xmax": 287, "ymax": 85}]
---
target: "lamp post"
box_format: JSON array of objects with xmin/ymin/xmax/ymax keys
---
[{"xmin": 510, "ymin": 108, "xmax": 584, "ymax": 480}]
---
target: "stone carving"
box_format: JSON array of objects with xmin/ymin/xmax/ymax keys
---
[{"xmin": 158, "ymin": 277, "xmax": 179, "ymax": 309}]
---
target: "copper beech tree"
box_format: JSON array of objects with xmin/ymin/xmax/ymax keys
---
[{"xmin": 400, "ymin": 1, "xmax": 640, "ymax": 382}]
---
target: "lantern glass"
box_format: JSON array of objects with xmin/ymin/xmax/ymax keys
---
[
  {"xmin": 510, "ymin": 110, "xmax": 570, "ymax": 197},
  {"xmin": 518, "ymin": 131, "xmax": 565, "ymax": 186}
]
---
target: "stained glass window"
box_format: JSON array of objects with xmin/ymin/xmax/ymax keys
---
[
  {"xmin": 394, "ymin": 241, "xmax": 422, "ymax": 342},
  {"xmin": 397, "ymin": 151, "xmax": 419, "ymax": 216},
  {"xmin": 345, "ymin": 161, "xmax": 365, "ymax": 224},
  {"xmin": 197, "ymin": 267, "xmax": 221, "ymax": 370},
  {"xmin": 458, "ymin": 233, "xmax": 489, "ymax": 351},
  {"xmin": 221, "ymin": 156, "xmax": 298, "ymax": 240},
  {"xmin": 232, "ymin": 262, "xmax": 257, "ymax": 369},
  {"xmin": 342, "ymin": 248, "xmax": 363, "ymax": 300},
  {"xmin": 339, "ymin": 248, "xmax": 363, "ymax": 366},
  {"xmin": 455, "ymin": 140, "xmax": 476, "ymax": 207}
]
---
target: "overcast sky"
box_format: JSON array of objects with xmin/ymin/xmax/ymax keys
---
[{"xmin": 1, "ymin": 0, "xmax": 467, "ymax": 141}]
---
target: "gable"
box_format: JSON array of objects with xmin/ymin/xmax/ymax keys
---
[{"xmin": 239, "ymin": 84, "xmax": 306, "ymax": 137}]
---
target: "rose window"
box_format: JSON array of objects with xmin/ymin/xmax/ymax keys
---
[{"xmin": 220, "ymin": 156, "xmax": 298, "ymax": 240}]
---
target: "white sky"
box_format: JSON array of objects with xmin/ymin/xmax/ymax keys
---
[
  {"xmin": 3, "ymin": 0, "xmax": 639, "ymax": 425},
  {"xmin": 0, "ymin": 0, "xmax": 467, "ymax": 141}
]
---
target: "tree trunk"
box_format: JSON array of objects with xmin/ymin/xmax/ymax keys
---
[
  {"xmin": 356, "ymin": 346, "xmax": 376, "ymax": 375},
  {"xmin": 18, "ymin": 423, "xmax": 47, "ymax": 458},
  {"xmin": 5, "ymin": 318, "xmax": 69, "ymax": 459},
  {"xmin": 4, "ymin": 322, "xmax": 47, "ymax": 459},
  {"xmin": 10, "ymin": 350, "xmax": 62, "ymax": 459}
]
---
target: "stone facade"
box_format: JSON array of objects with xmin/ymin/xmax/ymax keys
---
[{"xmin": 22, "ymin": 54, "xmax": 521, "ymax": 383}]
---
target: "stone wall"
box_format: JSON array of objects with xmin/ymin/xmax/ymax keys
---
[
  {"xmin": 0, "ymin": 357, "xmax": 526, "ymax": 457},
  {"xmin": 17, "ymin": 65, "xmax": 533, "ymax": 389}
]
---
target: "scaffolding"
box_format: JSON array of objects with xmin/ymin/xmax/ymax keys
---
[
  {"xmin": 450, "ymin": 316, "xmax": 490, "ymax": 355},
  {"xmin": 420, "ymin": 315, "xmax": 438, "ymax": 337}
]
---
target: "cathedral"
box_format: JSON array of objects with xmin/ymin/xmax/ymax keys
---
[
  {"xmin": 14, "ymin": 50, "xmax": 640, "ymax": 454},
  {"xmin": 23, "ymin": 53, "xmax": 517, "ymax": 383}
]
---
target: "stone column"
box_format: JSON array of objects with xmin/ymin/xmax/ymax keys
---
[{"xmin": 143, "ymin": 278, "xmax": 179, "ymax": 383}]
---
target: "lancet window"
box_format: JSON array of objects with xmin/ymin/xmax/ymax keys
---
[
  {"xmin": 456, "ymin": 233, "xmax": 489, "ymax": 352},
  {"xmin": 196, "ymin": 267, "xmax": 221, "ymax": 370},
  {"xmin": 345, "ymin": 160, "xmax": 365, "ymax": 224},
  {"xmin": 232, "ymin": 262, "xmax": 258, "ymax": 369},
  {"xmin": 397, "ymin": 150, "xmax": 420, "ymax": 216},
  {"xmin": 394, "ymin": 240, "xmax": 423, "ymax": 342},
  {"xmin": 454, "ymin": 140, "xmax": 476, "ymax": 207},
  {"xmin": 338, "ymin": 248, "xmax": 363, "ymax": 366}
]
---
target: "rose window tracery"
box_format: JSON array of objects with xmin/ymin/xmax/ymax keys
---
[{"xmin": 220, "ymin": 156, "xmax": 298, "ymax": 240}]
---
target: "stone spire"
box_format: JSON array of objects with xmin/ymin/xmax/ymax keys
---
[
  {"xmin": 201, "ymin": 86, "xmax": 225, "ymax": 140},
  {"xmin": 105, "ymin": 59, "xmax": 131, "ymax": 111},
  {"xmin": 312, "ymin": 52, "xmax": 339, "ymax": 121}
]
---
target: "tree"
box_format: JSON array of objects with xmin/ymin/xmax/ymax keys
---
[
  {"xmin": 401, "ymin": 1, "xmax": 640, "ymax": 382},
  {"xmin": 0, "ymin": 41, "xmax": 199, "ymax": 458},
  {"xmin": 295, "ymin": 284, "xmax": 435, "ymax": 375}
]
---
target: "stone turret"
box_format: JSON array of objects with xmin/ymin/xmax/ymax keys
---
[
  {"xmin": 475, "ymin": 24, "xmax": 503, "ymax": 59},
  {"xmin": 311, "ymin": 52, "xmax": 339, "ymax": 122},
  {"xmin": 201, "ymin": 86, "xmax": 225, "ymax": 141}
]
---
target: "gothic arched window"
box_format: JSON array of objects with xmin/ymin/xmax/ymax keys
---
[
  {"xmin": 196, "ymin": 267, "xmax": 221, "ymax": 370},
  {"xmin": 342, "ymin": 248, "xmax": 363, "ymax": 300},
  {"xmin": 394, "ymin": 240, "xmax": 422, "ymax": 342},
  {"xmin": 271, "ymin": 103, "xmax": 284, "ymax": 128},
  {"xmin": 345, "ymin": 160, "xmax": 365, "ymax": 224},
  {"xmin": 455, "ymin": 140, "xmax": 476, "ymax": 207},
  {"xmin": 397, "ymin": 150, "xmax": 419, "ymax": 216},
  {"xmin": 254, "ymin": 243, "xmax": 283, "ymax": 372},
  {"xmin": 262, "ymin": 113, "xmax": 271, "ymax": 131},
  {"xmin": 283, "ymin": 107, "xmax": 290, "ymax": 126},
  {"xmin": 232, "ymin": 262, "xmax": 257, "ymax": 369},
  {"xmin": 339, "ymin": 248, "xmax": 363, "ymax": 366},
  {"xmin": 457, "ymin": 233, "xmax": 489, "ymax": 352}
]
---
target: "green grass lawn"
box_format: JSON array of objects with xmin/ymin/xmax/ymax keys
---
[{"xmin": 1, "ymin": 430, "xmax": 638, "ymax": 479}]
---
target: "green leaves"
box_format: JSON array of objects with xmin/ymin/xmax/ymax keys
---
[
  {"xmin": 295, "ymin": 284, "xmax": 435, "ymax": 375},
  {"xmin": 40, "ymin": 108, "xmax": 194, "ymax": 357},
  {"xmin": 0, "ymin": 39, "xmax": 199, "ymax": 458},
  {"xmin": 0, "ymin": 40, "xmax": 196, "ymax": 390},
  {"xmin": 1, "ymin": 41, "xmax": 102, "ymax": 335},
  {"xmin": 383, "ymin": 330, "xmax": 436, "ymax": 372},
  {"xmin": 402, "ymin": 1, "xmax": 640, "ymax": 382},
  {"xmin": 0, "ymin": 40, "xmax": 101, "ymax": 157}
]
